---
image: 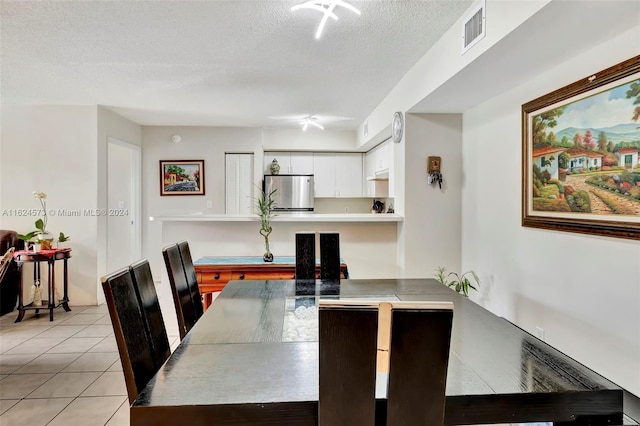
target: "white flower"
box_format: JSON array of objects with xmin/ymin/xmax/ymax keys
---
[{"xmin": 32, "ymin": 191, "xmax": 47, "ymax": 199}]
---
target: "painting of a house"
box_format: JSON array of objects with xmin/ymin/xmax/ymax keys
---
[
  {"xmin": 160, "ymin": 160, "xmax": 205, "ymax": 195},
  {"xmin": 527, "ymin": 75, "xmax": 640, "ymax": 218}
]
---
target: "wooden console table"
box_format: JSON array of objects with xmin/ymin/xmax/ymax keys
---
[
  {"xmin": 194, "ymin": 256, "xmax": 349, "ymax": 309},
  {"xmin": 13, "ymin": 248, "xmax": 72, "ymax": 322}
]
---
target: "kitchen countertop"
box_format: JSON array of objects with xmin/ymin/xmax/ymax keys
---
[{"xmin": 148, "ymin": 213, "xmax": 403, "ymax": 222}]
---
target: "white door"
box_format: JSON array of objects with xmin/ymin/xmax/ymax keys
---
[
  {"xmin": 107, "ymin": 138, "xmax": 141, "ymax": 273},
  {"xmin": 226, "ymin": 153, "xmax": 254, "ymax": 214}
]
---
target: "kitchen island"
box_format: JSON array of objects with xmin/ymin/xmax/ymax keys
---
[{"xmin": 131, "ymin": 279, "xmax": 623, "ymax": 425}]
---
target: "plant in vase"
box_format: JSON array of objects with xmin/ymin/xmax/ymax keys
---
[
  {"xmin": 255, "ymin": 188, "xmax": 277, "ymax": 262},
  {"xmin": 17, "ymin": 191, "xmax": 67, "ymax": 251}
]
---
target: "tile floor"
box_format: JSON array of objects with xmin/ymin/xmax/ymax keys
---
[{"xmin": 0, "ymin": 284, "xmax": 182, "ymax": 426}]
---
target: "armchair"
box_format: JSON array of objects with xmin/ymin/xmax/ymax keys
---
[{"xmin": 0, "ymin": 230, "xmax": 24, "ymax": 316}]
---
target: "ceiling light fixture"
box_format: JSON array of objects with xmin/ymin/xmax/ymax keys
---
[
  {"xmin": 291, "ymin": 1, "xmax": 361, "ymax": 39},
  {"xmin": 301, "ymin": 116, "xmax": 324, "ymax": 131}
]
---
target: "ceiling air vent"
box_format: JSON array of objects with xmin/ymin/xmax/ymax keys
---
[{"xmin": 461, "ymin": 0, "xmax": 485, "ymax": 55}]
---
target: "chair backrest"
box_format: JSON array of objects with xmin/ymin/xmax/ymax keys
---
[
  {"xmin": 318, "ymin": 301, "xmax": 378, "ymax": 426},
  {"xmin": 385, "ymin": 302, "xmax": 453, "ymax": 426},
  {"xmin": 295, "ymin": 232, "xmax": 316, "ymax": 281},
  {"xmin": 101, "ymin": 268, "xmax": 158, "ymax": 404},
  {"xmin": 177, "ymin": 240, "xmax": 204, "ymax": 319},
  {"xmin": 129, "ymin": 259, "xmax": 171, "ymax": 368},
  {"xmin": 318, "ymin": 300, "xmax": 453, "ymax": 426},
  {"xmin": 163, "ymin": 243, "xmax": 197, "ymax": 339},
  {"xmin": 319, "ymin": 232, "xmax": 340, "ymax": 280}
]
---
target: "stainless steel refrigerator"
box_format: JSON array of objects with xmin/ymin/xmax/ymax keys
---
[{"xmin": 263, "ymin": 174, "xmax": 314, "ymax": 212}]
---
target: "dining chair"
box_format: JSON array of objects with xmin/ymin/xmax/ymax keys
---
[
  {"xmin": 318, "ymin": 300, "xmax": 454, "ymax": 426},
  {"xmin": 163, "ymin": 243, "xmax": 198, "ymax": 339},
  {"xmin": 318, "ymin": 300, "xmax": 378, "ymax": 426},
  {"xmin": 129, "ymin": 259, "xmax": 171, "ymax": 368},
  {"xmin": 177, "ymin": 240, "xmax": 204, "ymax": 319},
  {"xmin": 101, "ymin": 268, "xmax": 160, "ymax": 404},
  {"xmin": 319, "ymin": 232, "xmax": 341, "ymax": 280},
  {"xmin": 295, "ymin": 232, "xmax": 316, "ymax": 281},
  {"xmin": 385, "ymin": 301, "xmax": 454, "ymax": 426}
]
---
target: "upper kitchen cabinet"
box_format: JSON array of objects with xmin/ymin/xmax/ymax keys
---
[
  {"xmin": 313, "ymin": 153, "xmax": 363, "ymax": 198},
  {"xmin": 365, "ymin": 140, "xmax": 394, "ymax": 198},
  {"xmin": 263, "ymin": 152, "xmax": 313, "ymax": 175}
]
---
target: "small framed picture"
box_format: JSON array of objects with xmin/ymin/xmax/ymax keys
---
[{"xmin": 160, "ymin": 160, "xmax": 205, "ymax": 196}]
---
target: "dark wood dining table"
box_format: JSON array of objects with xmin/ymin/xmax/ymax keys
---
[{"xmin": 131, "ymin": 279, "xmax": 624, "ymax": 425}]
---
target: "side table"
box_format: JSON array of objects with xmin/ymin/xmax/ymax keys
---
[{"xmin": 13, "ymin": 248, "xmax": 72, "ymax": 322}]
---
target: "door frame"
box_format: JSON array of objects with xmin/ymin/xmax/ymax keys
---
[{"xmin": 107, "ymin": 137, "xmax": 142, "ymax": 262}]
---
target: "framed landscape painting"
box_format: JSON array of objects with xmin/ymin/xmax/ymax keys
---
[
  {"xmin": 160, "ymin": 160, "xmax": 205, "ymax": 195},
  {"xmin": 522, "ymin": 55, "xmax": 640, "ymax": 240}
]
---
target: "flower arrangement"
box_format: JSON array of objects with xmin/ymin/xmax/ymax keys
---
[{"xmin": 17, "ymin": 191, "xmax": 70, "ymax": 250}]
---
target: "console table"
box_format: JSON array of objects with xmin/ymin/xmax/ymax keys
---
[
  {"xmin": 194, "ymin": 256, "xmax": 349, "ymax": 309},
  {"xmin": 13, "ymin": 248, "xmax": 71, "ymax": 322}
]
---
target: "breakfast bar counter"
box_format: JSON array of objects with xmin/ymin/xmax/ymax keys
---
[{"xmin": 131, "ymin": 279, "xmax": 624, "ymax": 425}]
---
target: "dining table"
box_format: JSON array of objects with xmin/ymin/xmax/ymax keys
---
[{"xmin": 131, "ymin": 278, "xmax": 625, "ymax": 425}]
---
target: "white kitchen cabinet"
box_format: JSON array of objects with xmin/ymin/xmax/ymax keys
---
[
  {"xmin": 364, "ymin": 140, "xmax": 393, "ymax": 198},
  {"xmin": 264, "ymin": 152, "xmax": 313, "ymax": 174},
  {"xmin": 313, "ymin": 153, "xmax": 336, "ymax": 197},
  {"xmin": 313, "ymin": 153, "xmax": 363, "ymax": 197},
  {"xmin": 226, "ymin": 153, "xmax": 254, "ymax": 214},
  {"xmin": 289, "ymin": 152, "xmax": 314, "ymax": 174},
  {"xmin": 335, "ymin": 153, "xmax": 363, "ymax": 197}
]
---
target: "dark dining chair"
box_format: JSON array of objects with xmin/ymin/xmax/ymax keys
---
[
  {"xmin": 177, "ymin": 240, "xmax": 204, "ymax": 319},
  {"xmin": 129, "ymin": 259, "xmax": 171, "ymax": 367},
  {"xmin": 319, "ymin": 232, "xmax": 341, "ymax": 281},
  {"xmin": 295, "ymin": 232, "xmax": 316, "ymax": 281},
  {"xmin": 101, "ymin": 268, "xmax": 161, "ymax": 404},
  {"xmin": 318, "ymin": 300, "xmax": 454, "ymax": 426},
  {"xmin": 385, "ymin": 301, "xmax": 453, "ymax": 426},
  {"xmin": 319, "ymin": 301, "xmax": 379, "ymax": 425},
  {"xmin": 163, "ymin": 243, "xmax": 199, "ymax": 339}
]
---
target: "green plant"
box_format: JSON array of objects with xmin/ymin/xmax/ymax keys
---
[
  {"xmin": 255, "ymin": 188, "xmax": 277, "ymax": 260},
  {"xmin": 435, "ymin": 266, "xmax": 480, "ymax": 297},
  {"xmin": 57, "ymin": 232, "xmax": 70, "ymax": 243}
]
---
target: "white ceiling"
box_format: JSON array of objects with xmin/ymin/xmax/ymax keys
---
[{"xmin": 1, "ymin": 0, "xmax": 472, "ymax": 129}]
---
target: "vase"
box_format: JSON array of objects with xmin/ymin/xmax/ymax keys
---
[
  {"xmin": 263, "ymin": 237, "xmax": 273, "ymax": 262},
  {"xmin": 38, "ymin": 232, "xmax": 54, "ymax": 250},
  {"xmin": 270, "ymin": 159, "xmax": 280, "ymax": 175},
  {"xmin": 33, "ymin": 284, "xmax": 42, "ymax": 307}
]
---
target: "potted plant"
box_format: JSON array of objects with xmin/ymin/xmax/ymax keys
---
[
  {"xmin": 17, "ymin": 191, "xmax": 67, "ymax": 251},
  {"xmin": 57, "ymin": 232, "xmax": 70, "ymax": 248},
  {"xmin": 255, "ymin": 188, "xmax": 277, "ymax": 262},
  {"xmin": 435, "ymin": 266, "xmax": 480, "ymax": 297}
]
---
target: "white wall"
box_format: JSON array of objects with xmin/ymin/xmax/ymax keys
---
[
  {"xmin": 400, "ymin": 114, "xmax": 462, "ymax": 277},
  {"xmin": 142, "ymin": 126, "xmax": 264, "ymax": 278},
  {"xmin": 462, "ymin": 26, "xmax": 640, "ymax": 395},
  {"xmin": 0, "ymin": 105, "xmax": 99, "ymax": 305}
]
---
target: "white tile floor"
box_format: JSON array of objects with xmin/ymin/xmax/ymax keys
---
[{"xmin": 0, "ymin": 283, "xmax": 182, "ymax": 426}]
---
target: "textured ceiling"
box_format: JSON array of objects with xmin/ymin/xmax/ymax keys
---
[{"xmin": 1, "ymin": 0, "xmax": 472, "ymax": 129}]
